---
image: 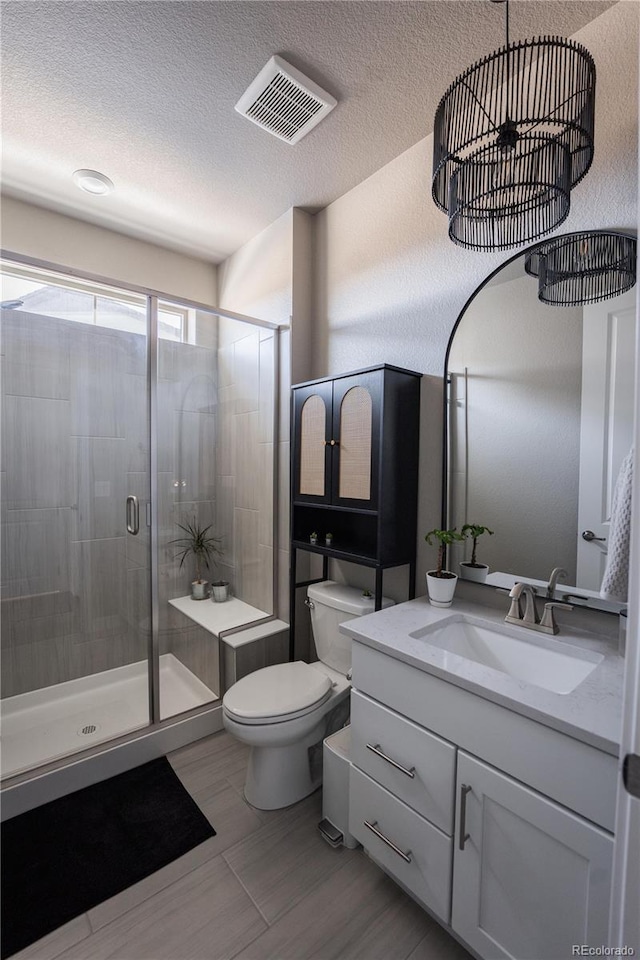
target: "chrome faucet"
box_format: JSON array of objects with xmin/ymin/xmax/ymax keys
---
[
  {"xmin": 507, "ymin": 582, "xmax": 538, "ymax": 624},
  {"xmin": 506, "ymin": 582, "xmax": 573, "ymax": 635},
  {"xmin": 546, "ymin": 566, "xmax": 568, "ymax": 599},
  {"xmin": 521, "ymin": 584, "xmax": 539, "ymax": 624}
]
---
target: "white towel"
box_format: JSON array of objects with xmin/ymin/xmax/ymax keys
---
[{"xmin": 600, "ymin": 447, "xmax": 634, "ymax": 602}]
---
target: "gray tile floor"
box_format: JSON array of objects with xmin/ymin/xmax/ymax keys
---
[{"xmin": 13, "ymin": 731, "xmax": 473, "ymax": 960}]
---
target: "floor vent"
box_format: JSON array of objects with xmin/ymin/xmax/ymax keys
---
[
  {"xmin": 235, "ymin": 55, "xmax": 337, "ymax": 145},
  {"xmin": 79, "ymin": 724, "xmax": 98, "ymax": 736}
]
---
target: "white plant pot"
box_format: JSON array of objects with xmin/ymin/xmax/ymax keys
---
[
  {"xmin": 191, "ymin": 580, "xmax": 209, "ymax": 600},
  {"xmin": 459, "ymin": 562, "xmax": 489, "ymax": 583},
  {"xmin": 426, "ymin": 571, "xmax": 458, "ymax": 607},
  {"xmin": 211, "ymin": 580, "xmax": 230, "ymax": 602}
]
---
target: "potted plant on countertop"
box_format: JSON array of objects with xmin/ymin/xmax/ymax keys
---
[
  {"xmin": 459, "ymin": 523, "xmax": 494, "ymax": 583},
  {"xmin": 424, "ymin": 527, "xmax": 465, "ymax": 607},
  {"xmin": 170, "ymin": 518, "xmax": 222, "ymax": 601}
]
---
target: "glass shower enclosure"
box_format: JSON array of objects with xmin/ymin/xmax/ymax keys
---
[{"xmin": 0, "ymin": 258, "xmax": 278, "ymax": 782}]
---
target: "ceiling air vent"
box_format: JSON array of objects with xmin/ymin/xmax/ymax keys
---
[{"xmin": 235, "ymin": 55, "xmax": 337, "ymax": 145}]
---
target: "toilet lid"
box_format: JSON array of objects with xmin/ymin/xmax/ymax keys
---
[{"xmin": 223, "ymin": 662, "xmax": 333, "ymax": 720}]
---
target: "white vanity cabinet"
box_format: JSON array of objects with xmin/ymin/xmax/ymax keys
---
[{"xmin": 348, "ymin": 641, "xmax": 615, "ymax": 960}]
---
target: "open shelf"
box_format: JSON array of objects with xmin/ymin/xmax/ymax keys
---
[{"xmin": 292, "ymin": 506, "xmax": 378, "ymax": 560}]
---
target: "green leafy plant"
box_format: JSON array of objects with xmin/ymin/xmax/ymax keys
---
[
  {"xmin": 461, "ymin": 523, "xmax": 494, "ymax": 567},
  {"xmin": 170, "ymin": 518, "xmax": 222, "ymax": 583},
  {"xmin": 424, "ymin": 527, "xmax": 465, "ymax": 578}
]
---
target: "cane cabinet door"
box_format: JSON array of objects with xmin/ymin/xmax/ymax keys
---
[{"xmin": 293, "ymin": 381, "xmax": 332, "ymax": 504}]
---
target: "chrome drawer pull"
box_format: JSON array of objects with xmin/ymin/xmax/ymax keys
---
[
  {"xmin": 459, "ymin": 784, "xmax": 472, "ymax": 851},
  {"xmin": 366, "ymin": 743, "xmax": 415, "ymax": 778},
  {"xmin": 363, "ymin": 820, "xmax": 412, "ymax": 863}
]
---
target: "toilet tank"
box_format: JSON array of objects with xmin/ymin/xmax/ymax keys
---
[{"xmin": 306, "ymin": 581, "xmax": 394, "ymax": 675}]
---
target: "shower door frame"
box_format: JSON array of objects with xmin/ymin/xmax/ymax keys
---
[{"xmin": 0, "ymin": 249, "xmax": 283, "ymax": 818}]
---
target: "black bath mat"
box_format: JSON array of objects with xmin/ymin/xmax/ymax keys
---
[{"xmin": 1, "ymin": 756, "xmax": 215, "ymax": 958}]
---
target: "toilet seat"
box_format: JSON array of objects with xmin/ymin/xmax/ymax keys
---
[{"xmin": 222, "ymin": 661, "xmax": 333, "ymax": 725}]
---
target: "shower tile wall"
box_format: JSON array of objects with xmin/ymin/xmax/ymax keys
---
[
  {"xmin": 215, "ymin": 319, "xmax": 274, "ymax": 615},
  {"xmin": 1, "ymin": 307, "xmax": 274, "ymax": 703},
  {"xmin": 1, "ymin": 311, "xmax": 148, "ymax": 698},
  {"xmin": 157, "ymin": 310, "xmax": 220, "ymax": 697}
]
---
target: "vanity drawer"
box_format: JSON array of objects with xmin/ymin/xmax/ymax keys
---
[
  {"xmin": 351, "ymin": 690, "xmax": 456, "ymax": 834},
  {"xmin": 349, "ymin": 765, "xmax": 452, "ymax": 923}
]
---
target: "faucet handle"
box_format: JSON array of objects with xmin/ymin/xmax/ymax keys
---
[
  {"xmin": 506, "ymin": 583, "xmax": 524, "ymax": 621},
  {"xmin": 540, "ymin": 601, "xmax": 573, "ymax": 634}
]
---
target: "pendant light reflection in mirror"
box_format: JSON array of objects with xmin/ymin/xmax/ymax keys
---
[{"xmin": 525, "ymin": 232, "xmax": 637, "ymax": 306}]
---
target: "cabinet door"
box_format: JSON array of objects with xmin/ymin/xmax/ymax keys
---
[
  {"xmin": 452, "ymin": 752, "xmax": 613, "ymax": 960},
  {"xmin": 331, "ymin": 371, "xmax": 381, "ymax": 510},
  {"xmin": 292, "ymin": 382, "xmax": 332, "ymax": 503}
]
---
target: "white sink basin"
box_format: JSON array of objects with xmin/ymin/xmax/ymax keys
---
[{"xmin": 409, "ymin": 616, "xmax": 603, "ymax": 695}]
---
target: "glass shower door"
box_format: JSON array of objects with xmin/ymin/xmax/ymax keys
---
[{"xmin": 0, "ymin": 264, "xmax": 153, "ymax": 778}]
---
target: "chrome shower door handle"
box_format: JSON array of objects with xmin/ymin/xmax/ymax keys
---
[{"xmin": 126, "ymin": 495, "xmax": 140, "ymax": 535}]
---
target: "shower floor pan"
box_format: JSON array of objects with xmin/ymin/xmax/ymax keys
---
[{"xmin": 1, "ymin": 654, "xmax": 217, "ymax": 780}]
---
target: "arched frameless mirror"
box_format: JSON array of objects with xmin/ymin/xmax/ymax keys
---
[{"xmin": 443, "ymin": 229, "xmax": 636, "ymax": 613}]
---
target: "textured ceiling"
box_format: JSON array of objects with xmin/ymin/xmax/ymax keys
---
[{"xmin": 1, "ymin": 0, "xmax": 614, "ymax": 263}]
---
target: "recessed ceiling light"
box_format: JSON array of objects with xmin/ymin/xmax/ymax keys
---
[{"xmin": 72, "ymin": 169, "xmax": 114, "ymax": 196}]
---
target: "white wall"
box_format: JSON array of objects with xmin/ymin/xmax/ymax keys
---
[
  {"xmin": 218, "ymin": 208, "xmax": 293, "ymax": 326},
  {"xmin": 313, "ymin": 1, "xmax": 638, "ymax": 589},
  {"xmin": 1, "ymin": 196, "xmax": 217, "ymax": 305}
]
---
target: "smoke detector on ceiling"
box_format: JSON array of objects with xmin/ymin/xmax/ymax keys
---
[{"xmin": 235, "ymin": 55, "xmax": 337, "ymax": 145}]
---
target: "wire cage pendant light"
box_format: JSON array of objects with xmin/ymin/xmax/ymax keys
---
[
  {"xmin": 524, "ymin": 232, "xmax": 637, "ymax": 306},
  {"xmin": 432, "ymin": 1, "xmax": 596, "ymax": 251}
]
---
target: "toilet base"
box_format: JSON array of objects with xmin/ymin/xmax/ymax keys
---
[{"xmin": 244, "ymin": 718, "xmax": 325, "ymax": 810}]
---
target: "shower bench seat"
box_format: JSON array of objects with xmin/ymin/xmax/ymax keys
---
[{"xmin": 168, "ymin": 596, "xmax": 289, "ymax": 691}]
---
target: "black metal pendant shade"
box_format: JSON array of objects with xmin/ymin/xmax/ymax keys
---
[
  {"xmin": 433, "ymin": 32, "xmax": 596, "ymax": 251},
  {"xmin": 525, "ymin": 232, "xmax": 637, "ymax": 306}
]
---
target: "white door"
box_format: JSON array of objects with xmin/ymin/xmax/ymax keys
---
[
  {"xmin": 452, "ymin": 752, "xmax": 614, "ymax": 960},
  {"xmin": 577, "ymin": 288, "xmax": 636, "ymax": 590}
]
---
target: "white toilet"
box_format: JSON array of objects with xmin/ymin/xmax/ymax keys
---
[{"xmin": 222, "ymin": 581, "xmax": 393, "ymax": 810}]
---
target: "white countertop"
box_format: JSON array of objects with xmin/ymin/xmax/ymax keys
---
[{"xmin": 341, "ymin": 596, "xmax": 624, "ymax": 755}]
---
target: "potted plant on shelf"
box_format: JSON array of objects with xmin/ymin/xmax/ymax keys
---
[
  {"xmin": 459, "ymin": 523, "xmax": 494, "ymax": 582},
  {"xmin": 210, "ymin": 579, "xmax": 231, "ymax": 603},
  {"xmin": 170, "ymin": 518, "xmax": 222, "ymax": 601},
  {"xmin": 325, "ymin": 532, "xmax": 334, "ymax": 546},
  {"xmin": 309, "ymin": 531, "xmax": 318, "ymax": 545},
  {"xmin": 424, "ymin": 527, "xmax": 465, "ymax": 607}
]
